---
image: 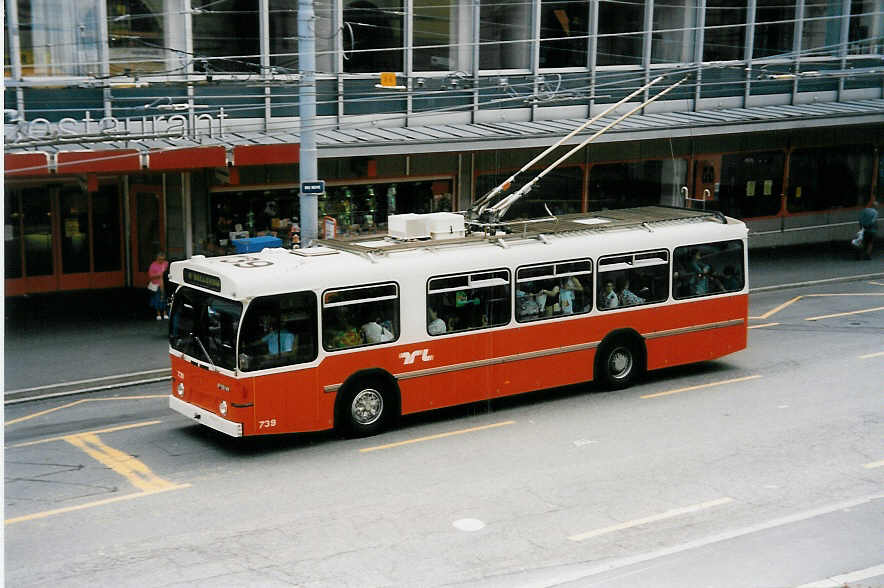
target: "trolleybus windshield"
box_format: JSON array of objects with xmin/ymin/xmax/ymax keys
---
[{"xmin": 169, "ymin": 287, "xmax": 242, "ymax": 370}]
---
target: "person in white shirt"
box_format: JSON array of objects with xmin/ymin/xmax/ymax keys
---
[
  {"xmin": 361, "ymin": 319, "xmax": 394, "ymax": 343},
  {"xmin": 427, "ymin": 307, "xmax": 447, "ymax": 335},
  {"xmin": 601, "ymin": 280, "xmax": 619, "ymax": 309}
]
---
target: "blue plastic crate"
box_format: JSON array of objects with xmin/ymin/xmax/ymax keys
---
[{"xmin": 231, "ymin": 236, "xmax": 282, "ymax": 253}]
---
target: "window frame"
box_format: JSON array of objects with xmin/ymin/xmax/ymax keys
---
[
  {"xmin": 515, "ymin": 258, "xmax": 593, "ymax": 323},
  {"xmin": 672, "ymin": 240, "xmax": 746, "ymax": 301},
  {"xmin": 426, "ymin": 268, "xmax": 512, "ymax": 335},
  {"xmin": 596, "ymin": 249, "xmax": 670, "ymax": 311},
  {"xmin": 321, "ymin": 281, "xmax": 401, "ymax": 352},
  {"xmin": 239, "ymin": 290, "xmax": 319, "ymax": 372}
]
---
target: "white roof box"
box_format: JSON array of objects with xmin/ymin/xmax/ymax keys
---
[{"xmin": 388, "ymin": 212, "xmax": 466, "ymax": 240}]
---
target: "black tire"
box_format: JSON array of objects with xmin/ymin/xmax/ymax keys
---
[
  {"xmin": 338, "ymin": 376, "xmax": 389, "ymax": 437},
  {"xmin": 596, "ymin": 337, "xmax": 643, "ymax": 390}
]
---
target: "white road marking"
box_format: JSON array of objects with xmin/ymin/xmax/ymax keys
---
[
  {"xmin": 573, "ymin": 439, "xmax": 597, "ymax": 447},
  {"xmin": 6, "ymin": 369, "xmax": 170, "ymax": 393},
  {"xmin": 569, "ymin": 497, "xmax": 735, "ymax": 542},
  {"xmin": 453, "ymin": 519, "xmax": 486, "ymax": 532},
  {"xmin": 859, "ymin": 351, "xmax": 884, "ymax": 359},
  {"xmin": 796, "ymin": 563, "xmax": 884, "ymax": 588},
  {"xmin": 805, "ymin": 305, "xmax": 884, "ymax": 321},
  {"xmin": 863, "ymin": 459, "xmax": 884, "ymax": 469},
  {"xmin": 542, "ymin": 494, "xmax": 884, "ymax": 588}
]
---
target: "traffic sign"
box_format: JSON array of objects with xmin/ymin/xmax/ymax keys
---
[{"xmin": 301, "ymin": 180, "xmax": 326, "ymax": 194}]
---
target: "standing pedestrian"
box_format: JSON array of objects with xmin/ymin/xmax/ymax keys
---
[
  {"xmin": 858, "ymin": 200, "xmax": 878, "ymax": 260},
  {"xmin": 148, "ymin": 251, "xmax": 169, "ymax": 320}
]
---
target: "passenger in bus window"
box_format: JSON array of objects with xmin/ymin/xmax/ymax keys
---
[
  {"xmin": 427, "ymin": 307, "xmax": 447, "ymax": 335},
  {"xmin": 455, "ymin": 290, "xmax": 480, "ymax": 308},
  {"xmin": 446, "ymin": 314, "xmax": 462, "ymax": 332},
  {"xmin": 687, "ymin": 249, "xmax": 711, "ymax": 295},
  {"xmin": 325, "ymin": 311, "xmax": 363, "ymax": 349},
  {"xmin": 600, "ymin": 280, "xmax": 619, "ymax": 309},
  {"xmin": 361, "ymin": 318, "xmax": 394, "ymax": 343},
  {"xmin": 720, "ymin": 265, "xmax": 742, "ymax": 291},
  {"xmin": 456, "ymin": 290, "xmax": 483, "ymax": 328},
  {"xmin": 516, "ymin": 286, "xmax": 540, "ymax": 319},
  {"xmin": 616, "ymin": 277, "xmax": 645, "ymax": 306},
  {"xmin": 537, "ymin": 282, "xmax": 559, "ymax": 316},
  {"xmin": 559, "ymin": 276, "xmax": 584, "ymax": 314},
  {"xmin": 259, "ymin": 314, "xmax": 295, "ymax": 354}
]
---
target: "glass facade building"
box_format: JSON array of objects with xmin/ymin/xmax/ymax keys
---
[{"xmin": 4, "ymin": 0, "xmax": 884, "ymax": 295}]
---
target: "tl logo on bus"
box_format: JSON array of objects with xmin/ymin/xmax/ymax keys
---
[{"xmin": 399, "ymin": 349, "xmax": 434, "ymax": 365}]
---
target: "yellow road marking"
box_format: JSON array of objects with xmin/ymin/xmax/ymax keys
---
[
  {"xmin": 5, "ymin": 399, "xmax": 89, "ymax": 426},
  {"xmin": 805, "ymin": 305, "xmax": 884, "ymax": 321},
  {"xmin": 748, "ymin": 322, "xmax": 780, "ymax": 329},
  {"xmin": 5, "ymin": 394, "xmax": 168, "ymax": 427},
  {"xmin": 863, "ymin": 460, "xmax": 884, "ymax": 469},
  {"xmin": 569, "ymin": 497, "xmax": 735, "ymax": 541},
  {"xmin": 360, "ymin": 420, "xmax": 516, "ymax": 453},
  {"xmin": 5, "ymin": 484, "xmax": 191, "ymax": 525},
  {"xmin": 10, "ymin": 420, "xmax": 162, "ymax": 448},
  {"xmin": 859, "ymin": 351, "xmax": 884, "ymax": 359},
  {"xmin": 751, "ymin": 293, "xmax": 884, "ymax": 320},
  {"xmin": 805, "ymin": 293, "xmax": 884, "ymax": 296},
  {"xmin": 65, "ymin": 433, "xmax": 178, "ymax": 493},
  {"xmin": 641, "ymin": 375, "xmax": 763, "ymax": 399},
  {"xmin": 751, "ymin": 295, "xmax": 802, "ymax": 320}
]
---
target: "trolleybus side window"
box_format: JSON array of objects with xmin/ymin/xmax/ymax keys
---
[
  {"xmin": 427, "ymin": 269, "xmax": 510, "ymax": 335},
  {"xmin": 239, "ymin": 292, "xmax": 318, "ymax": 371},
  {"xmin": 322, "ymin": 283, "xmax": 400, "ymax": 351},
  {"xmin": 673, "ymin": 240, "xmax": 745, "ymax": 299},
  {"xmin": 597, "ymin": 250, "xmax": 669, "ymax": 310},
  {"xmin": 515, "ymin": 259, "xmax": 592, "ymax": 321},
  {"xmin": 169, "ymin": 287, "xmax": 243, "ymax": 371}
]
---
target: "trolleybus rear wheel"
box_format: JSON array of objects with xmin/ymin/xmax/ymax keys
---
[{"xmin": 596, "ymin": 337, "xmax": 643, "ymax": 390}]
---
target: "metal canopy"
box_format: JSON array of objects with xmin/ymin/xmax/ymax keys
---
[{"xmin": 6, "ymin": 99, "xmax": 884, "ymax": 162}]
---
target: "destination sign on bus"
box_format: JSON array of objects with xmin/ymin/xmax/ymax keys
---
[{"xmin": 183, "ymin": 269, "xmax": 222, "ymax": 292}]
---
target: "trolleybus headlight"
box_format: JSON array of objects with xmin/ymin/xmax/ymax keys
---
[
  {"xmin": 219, "ymin": 400, "xmax": 228, "ymax": 416},
  {"xmin": 177, "ymin": 382, "xmax": 185, "ymax": 397}
]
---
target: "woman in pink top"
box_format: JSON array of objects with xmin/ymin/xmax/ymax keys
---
[{"xmin": 148, "ymin": 252, "xmax": 169, "ymax": 320}]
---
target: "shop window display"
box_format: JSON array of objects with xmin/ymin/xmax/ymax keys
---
[
  {"xmin": 476, "ymin": 167, "xmax": 582, "ymax": 219},
  {"xmin": 320, "ymin": 181, "xmax": 453, "ymax": 239},
  {"xmin": 207, "ymin": 180, "xmax": 454, "ymax": 253},
  {"xmin": 210, "ymin": 188, "xmax": 301, "ymax": 256}
]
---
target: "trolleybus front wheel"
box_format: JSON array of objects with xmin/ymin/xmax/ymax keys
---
[{"xmin": 338, "ymin": 376, "xmax": 389, "ymax": 437}]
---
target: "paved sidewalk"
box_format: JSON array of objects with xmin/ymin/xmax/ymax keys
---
[{"xmin": 4, "ymin": 242, "xmax": 883, "ymax": 398}]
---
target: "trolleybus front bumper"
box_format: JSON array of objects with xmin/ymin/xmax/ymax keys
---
[{"xmin": 169, "ymin": 395, "xmax": 243, "ymax": 437}]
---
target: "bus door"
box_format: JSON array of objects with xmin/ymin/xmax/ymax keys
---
[{"xmin": 690, "ymin": 156, "xmax": 720, "ymax": 208}]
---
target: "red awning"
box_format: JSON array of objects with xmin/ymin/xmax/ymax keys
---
[
  {"xmin": 56, "ymin": 150, "xmax": 141, "ymax": 174},
  {"xmin": 5, "ymin": 152, "xmax": 50, "ymax": 176},
  {"xmin": 233, "ymin": 143, "xmax": 300, "ymax": 167},
  {"xmin": 148, "ymin": 146, "xmax": 227, "ymax": 170}
]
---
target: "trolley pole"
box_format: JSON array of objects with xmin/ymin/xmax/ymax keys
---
[{"xmin": 298, "ymin": 0, "xmax": 319, "ymax": 246}]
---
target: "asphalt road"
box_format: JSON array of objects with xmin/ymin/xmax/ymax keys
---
[{"xmin": 4, "ymin": 280, "xmax": 883, "ymax": 587}]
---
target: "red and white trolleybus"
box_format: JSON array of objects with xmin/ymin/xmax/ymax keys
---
[{"xmin": 167, "ymin": 206, "xmax": 748, "ymax": 438}]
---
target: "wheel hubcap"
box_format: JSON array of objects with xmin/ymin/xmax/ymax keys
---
[
  {"xmin": 608, "ymin": 347, "xmax": 633, "ymax": 380},
  {"xmin": 351, "ymin": 388, "xmax": 383, "ymax": 425}
]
